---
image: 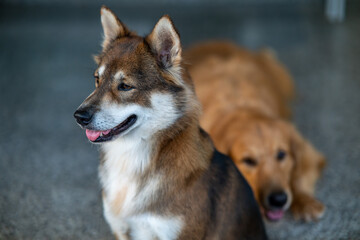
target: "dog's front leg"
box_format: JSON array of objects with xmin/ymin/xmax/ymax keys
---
[
  {"xmin": 289, "ymin": 125, "xmax": 326, "ymax": 222},
  {"xmin": 291, "ymin": 191, "xmax": 325, "ymax": 222},
  {"xmin": 114, "ymin": 232, "xmax": 130, "ymax": 240},
  {"xmin": 103, "ymin": 199, "xmax": 131, "ymax": 240},
  {"xmin": 109, "ymin": 219, "xmax": 131, "ymax": 240}
]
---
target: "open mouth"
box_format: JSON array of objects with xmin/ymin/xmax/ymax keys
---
[
  {"xmin": 85, "ymin": 115, "xmax": 137, "ymax": 143},
  {"xmin": 264, "ymin": 209, "xmax": 285, "ymax": 221}
]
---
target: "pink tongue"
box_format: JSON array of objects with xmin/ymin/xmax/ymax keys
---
[
  {"xmin": 266, "ymin": 210, "xmax": 284, "ymax": 221},
  {"xmin": 85, "ymin": 129, "xmax": 111, "ymax": 142},
  {"xmin": 85, "ymin": 129, "xmax": 101, "ymax": 141}
]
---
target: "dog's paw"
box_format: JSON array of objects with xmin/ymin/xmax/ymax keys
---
[{"xmin": 291, "ymin": 194, "xmax": 325, "ymax": 222}]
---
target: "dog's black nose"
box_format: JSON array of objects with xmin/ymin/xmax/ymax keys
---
[
  {"xmin": 268, "ymin": 192, "xmax": 287, "ymax": 208},
  {"xmin": 74, "ymin": 109, "xmax": 93, "ymax": 126}
]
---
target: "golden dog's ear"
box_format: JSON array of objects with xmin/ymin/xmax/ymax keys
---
[
  {"xmin": 285, "ymin": 122, "xmax": 326, "ymax": 195},
  {"xmin": 100, "ymin": 6, "xmax": 130, "ymax": 49},
  {"xmin": 146, "ymin": 15, "xmax": 182, "ymax": 70}
]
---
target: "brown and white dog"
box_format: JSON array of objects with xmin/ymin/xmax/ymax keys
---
[
  {"xmin": 185, "ymin": 42, "xmax": 326, "ymax": 222},
  {"xmin": 74, "ymin": 7, "xmax": 267, "ymax": 240}
]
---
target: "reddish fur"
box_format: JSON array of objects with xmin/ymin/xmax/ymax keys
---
[{"xmin": 186, "ymin": 41, "xmax": 326, "ymax": 222}]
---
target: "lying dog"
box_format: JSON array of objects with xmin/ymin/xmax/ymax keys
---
[
  {"xmin": 185, "ymin": 42, "xmax": 326, "ymax": 222},
  {"xmin": 74, "ymin": 7, "xmax": 267, "ymax": 239}
]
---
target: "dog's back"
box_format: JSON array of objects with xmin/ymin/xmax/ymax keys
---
[
  {"xmin": 198, "ymin": 149, "xmax": 267, "ymax": 239},
  {"xmin": 185, "ymin": 41, "xmax": 294, "ymax": 121}
]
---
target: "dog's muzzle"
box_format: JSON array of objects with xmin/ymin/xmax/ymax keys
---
[{"xmin": 74, "ymin": 108, "xmax": 94, "ymax": 126}]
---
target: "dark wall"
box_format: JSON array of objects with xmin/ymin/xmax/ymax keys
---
[{"xmin": 1, "ymin": 0, "xmax": 322, "ymax": 7}]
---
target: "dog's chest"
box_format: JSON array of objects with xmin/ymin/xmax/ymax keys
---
[
  {"xmin": 99, "ymin": 138, "xmax": 184, "ymax": 239},
  {"xmin": 100, "ymin": 137, "xmax": 156, "ymax": 215}
]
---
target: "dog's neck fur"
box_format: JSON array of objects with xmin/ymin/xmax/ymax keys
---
[
  {"xmin": 154, "ymin": 113, "xmax": 213, "ymax": 179},
  {"xmin": 99, "ymin": 76, "xmax": 213, "ymax": 217},
  {"xmin": 100, "ymin": 111, "xmax": 212, "ymax": 176}
]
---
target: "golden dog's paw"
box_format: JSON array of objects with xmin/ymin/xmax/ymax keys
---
[{"xmin": 291, "ymin": 194, "xmax": 325, "ymax": 222}]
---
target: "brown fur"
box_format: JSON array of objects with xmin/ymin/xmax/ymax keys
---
[
  {"xmin": 74, "ymin": 8, "xmax": 267, "ymax": 239},
  {"xmin": 185, "ymin": 41, "xmax": 325, "ymax": 222}
]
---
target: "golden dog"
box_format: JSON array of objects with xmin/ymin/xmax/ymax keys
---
[{"xmin": 185, "ymin": 42, "xmax": 326, "ymax": 222}]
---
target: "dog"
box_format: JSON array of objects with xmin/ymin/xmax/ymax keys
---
[
  {"xmin": 73, "ymin": 7, "xmax": 267, "ymax": 240},
  {"xmin": 185, "ymin": 42, "xmax": 326, "ymax": 222}
]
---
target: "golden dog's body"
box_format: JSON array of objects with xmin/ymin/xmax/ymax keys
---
[{"xmin": 186, "ymin": 42, "xmax": 325, "ymax": 222}]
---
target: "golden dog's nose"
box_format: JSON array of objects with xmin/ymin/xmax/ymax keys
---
[{"xmin": 268, "ymin": 192, "xmax": 288, "ymax": 208}]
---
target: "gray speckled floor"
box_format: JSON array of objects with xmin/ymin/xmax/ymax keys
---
[{"xmin": 1, "ymin": 3, "xmax": 359, "ymax": 240}]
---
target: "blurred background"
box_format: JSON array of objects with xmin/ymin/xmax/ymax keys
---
[{"xmin": 0, "ymin": 0, "xmax": 359, "ymax": 239}]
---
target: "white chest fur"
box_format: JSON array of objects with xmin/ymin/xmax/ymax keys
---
[
  {"xmin": 103, "ymin": 206, "xmax": 184, "ymax": 240},
  {"xmin": 99, "ymin": 135, "xmax": 183, "ymax": 239},
  {"xmin": 100, "ymin": 135, "xmax": 154, "ymax": 216}
]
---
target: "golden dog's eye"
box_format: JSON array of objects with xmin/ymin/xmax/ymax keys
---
[
  {"xmin": 242, "ymin": 157, "xmax": 257, "ymax": 167},
  {"xmin": 276, "ymin": 150, "xmax": 286, "ymax": 161},
  {"xmin": 118, "ymin": 83, "xmax": 134, "ymax": 91}
]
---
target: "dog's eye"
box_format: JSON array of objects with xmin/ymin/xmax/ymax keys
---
[
  {"xmin": 118, "ymin": 83, "xmax": 134, "ymax": 91},
  {"xmin": 94, "ymin": 75, "xmax": 100, "ymax": 86},
  {"xmin": 242, "ymin": 157, "xmax": 257, "ymax": 167},
  {"xmin": 276, "ymin": 150, "xmax": 286, "ymax": 161}
]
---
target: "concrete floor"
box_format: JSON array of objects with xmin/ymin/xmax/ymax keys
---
[{"xmin": 0, "ymin": 3, "xmax": 359, "ymax": 240}]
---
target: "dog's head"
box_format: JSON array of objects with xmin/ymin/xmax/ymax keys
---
[
  {"xmin": 74, "ymin": 7, "xmax": 196, "ymax": 143},
  {"xmin": 224, "ymin": 113, "xmax": 324, "ymax": 221}
]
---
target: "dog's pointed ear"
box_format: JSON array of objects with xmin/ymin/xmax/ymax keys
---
[
  {"xmin": 146, "ymin": 15, "xmax": 181, "ymax": 69},
  {"xmin": 100, "ymin": 6, "xmax": 129, "ymax": 49}
]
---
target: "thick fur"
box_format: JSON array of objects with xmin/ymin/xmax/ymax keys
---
[
  {"xmin": 185, "ymin": 42, "xmax": 326, "ymax": 222},
  {"xmin": 74, "ymin": 7, "xmax": 267, "ymax": 239}
]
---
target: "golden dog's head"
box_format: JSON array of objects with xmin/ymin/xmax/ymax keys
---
[{"xmin": 216, "ymin": 111, "xmax": 324, "ymax": 221}]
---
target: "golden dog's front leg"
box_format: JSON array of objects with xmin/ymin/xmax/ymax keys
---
[
  {"xmin": 288, "ymin": 124, "xmax": 326, "ymax": 222},
  {"xmin": 291, "ymin": 191, "xmax": 325, "ymax": 222}
]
